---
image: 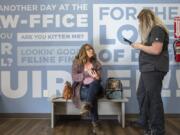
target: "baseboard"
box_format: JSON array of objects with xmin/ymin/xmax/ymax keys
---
[
  {"xmin": 126, "ymin": 114, "xmax": 180, "ymax": 118},
  {"xmin": 164, "ymin": 114, "xmax": 180, "ymax": 118},
  {"xmin": 0, "ymin": 113, "xmax": 179, "ymax": 119},
  {"xmin": 0, "ymin": 113, "xmax": 50, "ymax": 118}
]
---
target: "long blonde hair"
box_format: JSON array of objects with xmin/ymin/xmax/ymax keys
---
[
  {"xmin": 137, "ymin": 8, "xmax": 169, "ymax": 44},
  {"xmin": 75, "ymin": 43, "xmax": 97, "ymax": 65}
]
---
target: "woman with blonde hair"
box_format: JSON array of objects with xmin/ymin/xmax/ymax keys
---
[
  {"xmin": 132, "ymin": 9, "xmax": 169, "ymax": 135},
  {"xmin": 71, "ymin": 43, "xmax": 104, "ymax": 134}
]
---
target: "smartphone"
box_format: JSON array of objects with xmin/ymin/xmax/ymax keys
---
[
  {"xmin": 91, "ymin": 68, "xmax": 96, "ymax": 71},
  {"xmin": 123, "ymin": 37, "xmax": 133, "ymax": 45}
]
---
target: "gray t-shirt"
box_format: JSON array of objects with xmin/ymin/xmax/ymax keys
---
[{"xmin": 139, "ymin": 26, "xmax": 169, "ymax": 72}]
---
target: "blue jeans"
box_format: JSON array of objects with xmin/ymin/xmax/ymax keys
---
[{"xmin": 80, "ymin": 80, "xmax": 103, "ymax": 122}]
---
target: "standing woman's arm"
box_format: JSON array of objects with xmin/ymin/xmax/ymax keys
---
[
  {"xmin": 132, "ymin": 26, "xmax": 166, "ymax": 55},
  {"xmin": 132, "ymin": 42, "xmax": 163, "ymax": 55}
]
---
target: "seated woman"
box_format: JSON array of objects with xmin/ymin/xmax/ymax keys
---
[{"xmin": 71, "ymin": 43, "xmax": 103, "ymax": 133}]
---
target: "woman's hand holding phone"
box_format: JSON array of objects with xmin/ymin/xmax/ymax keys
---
[
  {"xmin": 88, "ymin": 68, "xmax": 100, "ymax": 80},
  {"xmin": 131, "ymin": 42, "xmax": 143, "ymax": 50}
]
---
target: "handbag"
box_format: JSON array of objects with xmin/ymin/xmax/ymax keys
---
[
  {"xmin": 63, "ymin": 81, "xmax": 73, "ymax": 100},
  {"xmin": 105, "ymin": 78, "xmax": 123, "ymax": 99}
]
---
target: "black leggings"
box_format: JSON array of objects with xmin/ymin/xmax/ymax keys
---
[{"xmin": 137, "ymin": 71, "xmax": 166, "ymax": 135}]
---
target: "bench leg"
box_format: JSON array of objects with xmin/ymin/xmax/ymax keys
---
[
  {"xmin": 121, "ymin": 102, "xmax": 125, "ymax": 128},
  {"xmin": 117, "ymin": 104, "xmax": 121, "ymax": 123},
  {"xmin": 51, "ymin": 102, "xmax": 54, "ymax": 128}
]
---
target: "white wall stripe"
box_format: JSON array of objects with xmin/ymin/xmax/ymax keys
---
[
  {"xmin": 123, "ymin": 89, "xmax": 131, "ymax": 97},
  {"xmin": 176, "ymin": 90, "xmax": 180, "ymax": 97},
  {"xmin": 161, "ymin": 90, "xmax": 171, "ymax": 97},
  {"xmin": 121, "ymin": 80, "xmax": 130, "ymax": 87},
  {"xmin": 107, "ymin": 70, "xmax": 131, "ymax": 78}
]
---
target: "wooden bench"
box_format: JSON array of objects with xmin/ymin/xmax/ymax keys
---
[{"xmin": 51, "ymin": 97, "xmax": 129, "ymax": 128}]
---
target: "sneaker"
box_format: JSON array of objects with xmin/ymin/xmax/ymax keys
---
[
  {"xmin": 80, "ymin": 102, "xmax": 91, "ymax": 116},
  {"xmin": 143, "ymin": 129, "xmax": 151, "ymax": 135},
  {"xmin": 92, "ymin": 121, "xmax": 104, "ymax": 135},
  {"xmin": 92, "ymin": 121, "xmax": 98, "ymax": 127},
  {"xmin": 150, "ymin": 129, "xmax": 165, "ymax": 135},
  {"xmin": 130, "ymin": 120, "xmax": 145, "ymax": 128}
]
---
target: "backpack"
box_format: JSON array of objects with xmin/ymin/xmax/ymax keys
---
[
  {"xmin": 105, "ymin": 78, "xmax": 123, "ymax": 99},
  {"xmin": 63, "ymin": 81, "xmax": 73, "ymax": 100}
]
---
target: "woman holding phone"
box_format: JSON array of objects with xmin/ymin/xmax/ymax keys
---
[
  {"xmin": 131, "ymin": 9, "xmax": 169, "ymax": 135},
  {"xmin": 71, "ymin": 43, "xmax": 104, "ymax": 134}
]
